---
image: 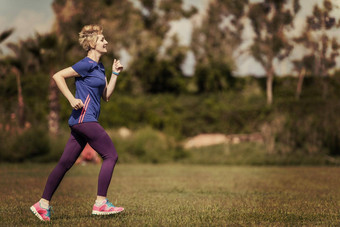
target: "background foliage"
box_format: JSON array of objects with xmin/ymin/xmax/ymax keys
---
[{"xmin": 1, "ymin": 0, "xmax": 340, "ymax": 164}]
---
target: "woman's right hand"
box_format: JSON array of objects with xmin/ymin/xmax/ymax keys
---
[{"xmin": 70, "ymin": 98, "xmax": 84, "ymax": 110}]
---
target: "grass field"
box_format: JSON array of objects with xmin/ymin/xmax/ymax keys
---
[{"xmin": 0, "ymin": 163, "xmax": 339, "ymax": 226}]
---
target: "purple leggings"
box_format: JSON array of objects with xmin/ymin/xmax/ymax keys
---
[{"xmin": 42, "ymin": 122, "xmax": 118, "ymax": 201}]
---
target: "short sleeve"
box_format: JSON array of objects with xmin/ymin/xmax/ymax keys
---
[{"xmin": 72, "ymin": 59, "xmax": 92, "ymax": 77}]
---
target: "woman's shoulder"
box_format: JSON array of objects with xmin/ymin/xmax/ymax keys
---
[
  {"xmin": 76, "ymin": 57, "xmax": 95, "ymax": 65},
  {"xmin": 74, "ymin": 57, "xmax": 98, "ymax": 68},
  {"xmin": 72, "ymin": 57, "xmax": 98, "ymax": 77}
]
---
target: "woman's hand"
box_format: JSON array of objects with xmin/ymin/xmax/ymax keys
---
[
  {"xmin": 112, "ymin": 59, "xmax": 123, "ymax": 74},
  {"xmin": 70, "ymin": 98, "xmax": 84, "ymax": 110}
]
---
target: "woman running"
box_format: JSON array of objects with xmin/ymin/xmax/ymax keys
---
[{"xmin": 30, "ymin": 24, "xmax": 124, "ymax": 221}]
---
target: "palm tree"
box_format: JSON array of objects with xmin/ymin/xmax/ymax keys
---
[
  {"xmin": 26, "ymin": 32, "xmax": 73, "ymax": 135},
  {"xmin": 0, "ymin": 28, "xmax": 14, "ymax": 54},
  {"xmin": 6, "ymin": 41, "xmax": 28, "ymax": 128}
]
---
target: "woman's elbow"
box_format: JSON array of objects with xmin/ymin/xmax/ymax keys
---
[{"xmin": 52, "ymin": 73, "xmax": 59, "ymax": 81}]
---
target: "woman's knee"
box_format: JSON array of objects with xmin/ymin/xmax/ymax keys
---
[
  {"xmin": 101, "ymin": 151, "xmax": 118, "ymax": 165},
  {"xmin": 113, "ymin": 153, "xmax": 118, "ymax": 163},
  {"xmin": 107, "ymin": 152, "xmax": 118, "ymax": 163}
]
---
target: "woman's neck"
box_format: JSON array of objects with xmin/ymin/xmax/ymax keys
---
[{"xmin": 87, "ymin": 50, "xmax": 101, "ymax": 63}]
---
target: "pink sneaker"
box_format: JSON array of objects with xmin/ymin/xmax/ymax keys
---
[
  {"xmin": 92, "ymin": 199, "xmax": 124, "ymax": 215},
  {"xmin": 30, "ymin": 202, "xmax": 52, "ymax": 221}
]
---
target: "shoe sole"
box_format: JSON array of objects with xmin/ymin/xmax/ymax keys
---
[
  {"xmin": 30, "ymin": 206, "xmax": 46, "ymax": 221},
  {"xmin": 92, "ymin": 209, "xmax": 124, "ymax": 215}
]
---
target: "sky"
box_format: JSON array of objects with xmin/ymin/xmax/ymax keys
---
[
  {"xmin": 1, "ymin": 0, "xmax": 340, "ymax": 76},
  {"xmin": 0, "ymin": 0, "xmax": 55, "ymax": 43}
]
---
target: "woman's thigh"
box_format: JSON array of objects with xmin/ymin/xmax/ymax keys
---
[{"xmin": 71, "ymin": 122, "xmax": 117, "ymax": 159}]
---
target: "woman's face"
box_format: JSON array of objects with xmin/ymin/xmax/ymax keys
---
[{"xmin": 95, "ymin": 34, "xmax": 108, "ymax": 53}]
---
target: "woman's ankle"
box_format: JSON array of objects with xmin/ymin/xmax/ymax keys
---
[
  {"xmin": 95, "ymin": 195, "xmax": 106, "ymax": 205},
  {"xmin": 39, "ymin": 198, "xmax": 50, "ymax": 208}
]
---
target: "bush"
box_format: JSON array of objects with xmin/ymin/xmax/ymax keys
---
[
  {"xmin": 108, "ymin": 127, "xmax": 183, "ymax": 163},
  {"xmin": 0, "ymin": 131, "xmax": 10, "ymax": 161},
  {"xmin": 259, "ymin": 99, "xmax": 340, "ymax": 157},
  {"xmin": 34, "ymin": 128, "xmax": 71, "ymax": 162},
  {"xmin": 182, "ymin": 142, "xmax": 340, "ymax": 165},
  {"xmin": 3, "ymin": 127, "xmax": 50, "ymax": 162},
  {"xmin": 4, "ymin": 75, "xmax": 340, "ymax": 163},
  {"xmin": 98, "ymin": 92, "xmax": 269, "ymax": 140}
]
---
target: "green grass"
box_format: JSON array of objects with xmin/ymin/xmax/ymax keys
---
[{"xmin": 0, "ymin": 163, "xmax": 339, "ymax": 226}]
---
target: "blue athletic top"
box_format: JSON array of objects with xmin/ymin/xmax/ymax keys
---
[{"xmin": 68, "ymin": 57, "xmax": 106, "ymax": 126}]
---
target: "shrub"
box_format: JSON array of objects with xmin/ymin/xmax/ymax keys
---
[
  {"xmin": 5, "ymin": 127, "xmax": 50, "ymax": 162},
  {"xmin": 36, "ymin": 128, "xmax": 71, "ymax": 162},
  {"xmin": 0, "ymin": 131, "xmax": 10, "ymax": 161},
  {"xmin": 182, "ymin": 142, "xmax": 340, "ymax": 165},
  {"xmin": 108, "ymin": 127, "xmax": 180, "ymax": 163}
]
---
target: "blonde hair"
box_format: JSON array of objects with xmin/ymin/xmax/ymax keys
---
[{"xmin": 78, "ymin": 25, "xmax": 103, "ymax": 51}]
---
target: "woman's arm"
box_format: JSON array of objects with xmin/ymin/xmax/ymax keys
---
[
  {"xmin": 52, "ymin": 67, "xmax": 84, "ymax": 110},
  {"xmin": 102, "ymin": 59, "xmax": 123, "ymax": 102},
  {"xmin": 102, "ymin": 75, "xmax": 118, "ymax": 102}
]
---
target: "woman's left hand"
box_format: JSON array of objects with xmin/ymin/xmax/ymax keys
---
[{"xmin": 112, "ymin": 59, "xmax": 123, "ymax": 74}]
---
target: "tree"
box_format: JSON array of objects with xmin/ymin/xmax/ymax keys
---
[
  {"xmin": 0, "ymin": 28, "xmax": 14, "ymax": 54},
  {"xmin": 191, "ymin": 0, "xmax": 248, "ymax": 93},
  {"xmin": 292, "ymin": 0, "xmax": 339, "ymax": 99},
  {"xmin": 2, "ymin": 30, "xmax": 73, "ymax": 133},
  {"xmin": 248, "ymin": 0, "xmax": 299, "ymax": 105},
  {"xmin": 5, "ymin": 41, "xmax": 29, "ymax": 128},
  {"xmin": 25, "ymin": 33, "xmax": 73, "ymax": 135},
  {"xmin": 0, "ymin": 28, "xmax": 14, "ymax": 110},
  {"xmin": 306, "ymin": 0, "xmax": 339, "ymax": 77},
  {"xmin": 292, "ymin": 56, "xmax": 313, "ymax": 99}
]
